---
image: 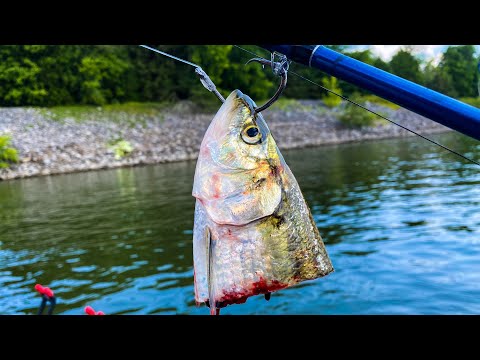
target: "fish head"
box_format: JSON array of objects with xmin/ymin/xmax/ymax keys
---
[
  {"xmin": 193, "ymin": 89, "xmax": 284, "ymax": 225},
  {"xmin": 197, "ymin": 89, "xmax": 280, "ymax": 170}
]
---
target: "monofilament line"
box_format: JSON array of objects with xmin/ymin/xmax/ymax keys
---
[
  {"xmin": 139, "ymin": 45, "xmax": 225, "ymax": 102},
  {"xmin": 233, "ymin": 45, "xmax": 480, "ymax": 167},
  {"xmin": 292, "ymin": 72, "xmax": 480, "ymax": 166},
  {"xmin": 140, "ymin": 45, "xmax": 198, "ymax": 67}
]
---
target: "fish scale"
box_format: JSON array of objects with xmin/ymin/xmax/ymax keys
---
[{"xmin": 192, "ymin": 89, "xmax": 334, "ymax": 314}]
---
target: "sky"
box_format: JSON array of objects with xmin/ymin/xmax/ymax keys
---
[{"xmin": 350, "ymin": 45, "xmax": 480, "ymax": 65}]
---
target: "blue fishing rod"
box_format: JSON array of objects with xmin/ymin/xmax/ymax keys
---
[{"xmin": 260, "ymin": 45, "xmax": 480, "ymax": 142}]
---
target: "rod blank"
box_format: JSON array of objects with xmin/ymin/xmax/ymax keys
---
[{"xmin": 260, "ymin": 45, "xmax": 480, "ymax": 142}]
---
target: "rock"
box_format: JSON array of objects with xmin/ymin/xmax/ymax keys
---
[{"xmin": 0, "ymin": 103, "xmax": 452, "ymax": 181}]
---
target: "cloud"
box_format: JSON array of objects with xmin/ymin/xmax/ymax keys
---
[
  {"xmin": 353, "ymin": 45, "xmax": 480, "ymax": 65},
  {"xmin": 368, "ymin": 45, "xmax": 447, "ymax": 62},
  {"xmin": 369, "ymin": 45, "xmax": 403, "ymax": 61}
]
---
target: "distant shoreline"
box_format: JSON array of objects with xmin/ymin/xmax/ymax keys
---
[{"xmin": 0, "ymin": 101, "xmax": 451, "ymax": 181}]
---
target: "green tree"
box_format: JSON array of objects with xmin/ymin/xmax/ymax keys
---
[
  {"xmin": 338, "ymin": 49, "xmax": 379, "ymax": 96},
  {"xmin": 439, "ymin": 45, "xmax": 478, "ymax": 97},
  {"xmin": 191, "ymin": 46, "xmax": 231, "ymax": 90},
  {"xmin": 423, "ymin": 60, "xmax": 457, "ymax": 97},
  {"xmin": 78, "ymin": 50, "xmax": 130, "ymax": 105},
  {"xmin": 0, "ymin": 46, "xmax": 48, "ymax": 106},
  {"xmin": 222, "ymin": 45, "xmax": 275, "ymax": 102},
  {"xmin": 124, "ymin": 45, "xmax": 187, "ymax": 102},
  {"xmin": 279, "ymin": 46, "xmax": 349, "ymax": 100},
  {"xmin": 477, "ymin": 57, "xmax": 480, "ymax": 97},
  {"xmin": 34, "ymin": 45, "xmax": 103, "ymax": 105},
  {"xmin": 373, "ymin": 58, "xmax": 391, "ymax": 72},
  {"xmin": 189, "ymin": 45, "xmax": 233, "ymax": 104},
  {"xmin": 389, "ymin": 49, "xmax": 423, "ymax": 84},
  {"xmin": 281, "ymin": 64, "xmax": 325, "ymax": 99},
  {"xmin": 0, "ymin": 45, "xmax": 131, "ymax": 106},
  {"xmin": 346, "ymin": 49, "xmax": 376, "ymax": 65}
]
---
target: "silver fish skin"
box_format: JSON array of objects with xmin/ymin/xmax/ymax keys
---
[{"xmin": 192, "ymin": 89, "xmax": 333, "ymax": 314}]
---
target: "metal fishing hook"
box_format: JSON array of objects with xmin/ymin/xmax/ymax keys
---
[{"xmin": 246, "ymin": 52, "xmax": 290, "ymax": 113}]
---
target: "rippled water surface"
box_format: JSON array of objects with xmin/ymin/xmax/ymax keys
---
[{"xmin": 1, "ymin": 131, "xmax": 480, "ymax": 315}]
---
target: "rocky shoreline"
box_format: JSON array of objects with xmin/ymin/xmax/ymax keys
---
[{"xmin": 0, "ymin": 101, "xmax": 451, "ymax": 181}]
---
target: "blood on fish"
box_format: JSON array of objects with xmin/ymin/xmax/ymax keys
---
[
  {"xmin": 270, "ymin": 164, "xmax": 285, "ymax": 178},
  {"xmin": 214, "ymin": 277, "xmax": 288, "ymax": 308},
  {"xmin": 192, "ymin": 89, "xmax": 334, "ymax": 314},
  {"xmin": 201, "ymin": 146, "xmax": 210, "ymax": 156},
  {"xmin": 222, "ymin": 227, "xmax": 237, "ymax": 241},
  {"xmin": 212, "ymin": 173, "xmax": 221, "ymax": 199}
]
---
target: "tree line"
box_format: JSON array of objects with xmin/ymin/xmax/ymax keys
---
[{"xmin": 0, "ymin": 45, "xmax": 477, "ymax": 107}]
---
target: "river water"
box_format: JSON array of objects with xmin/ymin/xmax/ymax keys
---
[{"xmin": 1, "ymin": 131, "xmax": 479, "ymax": 315}]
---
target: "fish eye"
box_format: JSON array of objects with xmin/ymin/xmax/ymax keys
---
[
  {"xmin": 246, "ymin": 127, "xmax": 258, "ymax": 137},
  {"xmin": 241, "ymin": 125, "xmax": 262, "ymax": 144}
]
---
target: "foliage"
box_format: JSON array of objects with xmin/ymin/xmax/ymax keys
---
[
  {"xmin": 0, "ymin": 46, "xmax": 47, "ymax": 106},
  {"xmin": 0, "ymin": 45, "xmax": 478, "ymax": 108},
  {"xmin": 346, "ymin": 49, "xmax": 377, "ymax": 65},
  {"xmin": 190, "ymin": 46, "xmax": 231, "ymax": 92},
  {"xmin": 78, "ymin": 52, "xmax": 130, "ymax": 105},
  {"xmin": 373, "ymin": 57, "xmax": 391, "ymax": 73},
  {"xmin": 338, "ymin": 101, "xmax": 380, "ymax": 127},
  {"xmin": 0, "ymin": 134, "xmax": 19, "ymax": 168},
  {"xmin": 283, "ymin": 62, "xmax": 325, "ymax": 99},
  {"xmin": 438, "ymin": 45, "xmax": 478, "ymax": 98},
  {"xmin": 108, "ymin": 139, "xmax": 134, "ymax": 160},
  {"xmin": 124, "ymin": 45, "xmax": 184, "ymax": 103},
  {"xmin": 460, "ymin": 97, "xmax": 480, "ymax": 108},
  {"xmin": 321, "ymin": 77, "xmax": 343, "ymax": 107},
  {"xmin": 356, "ymin": 94, "xmax": 400, "ymax": 109},
  {"xmin": 389, "ymin": 49, "xmax": 423, "ymax": 84},
  {"xmin": 338, "ymin": 49, "xmax": 392, "ymax": 97},
  {"xmin": 423, "ymin": 60, "xmax": 456, "ymax": 97},
  {"xmin": 222, "ymin": 45, "xmax": 275, "ymax": 103},
  {"xmin": 0, "ymin": 45, "xmax": 130, "ymax": 106}
]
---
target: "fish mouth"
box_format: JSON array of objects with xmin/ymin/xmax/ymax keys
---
[
  {"xmin": 229, "ymin": 89, "xmax": 257, "ymax": 116},
  {"xmin": 229, "ymin": 89, "xmax": 271, "ymax": 145}
]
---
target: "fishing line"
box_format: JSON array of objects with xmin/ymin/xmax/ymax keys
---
[
  {"xmin": 139, "ymin": 45, "xmax": 225, "ymax": 102},
  {"xmin": 233, "ymin": 45, "xmax": 480, "ymax": 167}
]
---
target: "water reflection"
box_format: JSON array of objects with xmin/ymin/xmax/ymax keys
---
[{"xmin": 1, "ymin": 131, "xmax": 480, "ymax": 314}]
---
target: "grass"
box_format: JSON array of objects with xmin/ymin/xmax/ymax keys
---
[
  {"xmin": 459, "ymin": 97, "xmax": 480, "ymax": 109},
  {"xmin": 32, "ymin": 94, "xmax": 406, "ymax": 130},
  {"xmin": 269, "ymin": 98, "xmax": 319, "ymax": 113},
  {"xmin": 107, "ymin": 138, "xmax": 134, "ymax": 159},
  {"xmin": 0, "ymin": 134, "xmax": 19, "ymax": 168},
  {"xmin": 338, "ymin": 99, "xmax": 391, "ymax": 128},
  {"xmin": 270, "ymin": 95, "xmax": 400, "ymax": 112},
  {"xmin": 36, "ymin": 101, "xmax": 173, "ymax": 127},
  {"xmin": 353, "ymin": 94, "xmax": 400, "ymax": 110},
  {"xmin": 270, "ymin": 98, "xmax": 327, "ymax": 115}
]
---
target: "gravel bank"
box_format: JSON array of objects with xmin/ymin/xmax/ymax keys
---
[{"xmin": 0, "ymin": 101, "xmax": 451, "ymax": 180}]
